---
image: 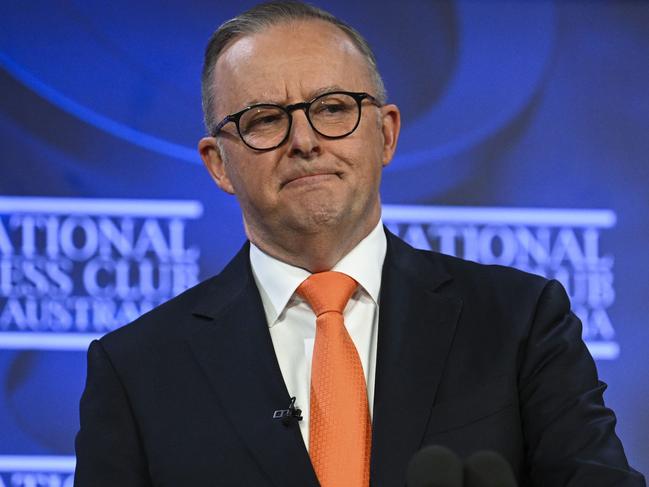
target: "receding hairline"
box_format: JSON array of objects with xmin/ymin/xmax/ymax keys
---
[{"xmin": 210, "ymin": 19, "xmax": 377, "ymax": 104}]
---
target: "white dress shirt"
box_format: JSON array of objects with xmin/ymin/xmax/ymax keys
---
[{"xmin": 249, "ymin": 221, "xmax": 386, "ymax": 449}]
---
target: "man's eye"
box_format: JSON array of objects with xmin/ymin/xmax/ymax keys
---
[
  {"xmin": 314, "ymin": 103, "xmax": 351, "ymax": 116},
  {"xmin": 242, "ymin": 112, "xmax": 284, "ymax": 132},
  {"xmin": 324, "ymin": 103, "xmax": 345, "ymax": 113},
  {"xmin": 255, "ymin": 114, "xmax": 282, "ymax": 125}
]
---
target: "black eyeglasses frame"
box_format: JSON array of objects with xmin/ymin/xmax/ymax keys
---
[{"xmin": 211, "ymin": 90, "xmax": 381, "ymax": 151}]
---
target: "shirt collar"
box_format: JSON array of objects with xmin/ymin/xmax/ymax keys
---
[{"xmin": 250, "ymin": 220, "xmax": 387, "ymax": 327}]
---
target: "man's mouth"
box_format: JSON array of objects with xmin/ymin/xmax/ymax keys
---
[{"xmin": 281, "ymin": 172, "xmax": 342, "ymax": 189}]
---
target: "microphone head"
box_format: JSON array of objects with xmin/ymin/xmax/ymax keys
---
[
  {"xmin": 406, "ymin": 445, "xmax": 463, "ymax": 487},
  {"xmin": 464, "ymin": 450, "xmax": 517, "ymax": 487}
]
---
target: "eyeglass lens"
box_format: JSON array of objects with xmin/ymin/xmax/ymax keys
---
[{"xmin": 238, "ymin": 93, "xmax": 361, "ymax": 150}]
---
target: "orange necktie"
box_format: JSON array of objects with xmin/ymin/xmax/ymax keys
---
[{"xmin": 297, "ymin": 271, "xmax": 371, "ymax": 487}]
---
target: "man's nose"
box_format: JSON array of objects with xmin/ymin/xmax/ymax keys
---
[{"xmin": 286, "ymin": 109, "xmax": 321, "ymax": 159}]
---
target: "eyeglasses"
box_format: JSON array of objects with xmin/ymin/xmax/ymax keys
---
[{"xmin": 212, "ymin": 91, "xmax": 381, "ymax": 151}]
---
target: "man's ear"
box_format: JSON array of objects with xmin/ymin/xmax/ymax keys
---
[
  {"xmin": 379, "ymin": 104, "xmax": 401, "ymax": 168},
  {"xmin": 198, "ymin": 137, "xmax": 235, "ymax": 194}
]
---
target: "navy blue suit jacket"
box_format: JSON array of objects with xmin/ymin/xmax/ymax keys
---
[{"xmin": 74, "ymin": 230, "xmax": 645, "ymax": 486}]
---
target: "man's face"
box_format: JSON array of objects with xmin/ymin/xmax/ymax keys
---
[{"xmin": 199, "ymin": 20, "xmax": 400, "ymax": 253}]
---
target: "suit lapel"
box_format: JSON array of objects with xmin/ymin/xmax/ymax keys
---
[
  {"xmin": 187, "ymin": 244, "xmax": 319, "ymax": 487},
  {"xmin": 371, "ymin": 232, "xmax": 462, "ymax": 487},
  {"xmin": 183, "ymin": 234, "xmax": 461, "ymax": 487}
]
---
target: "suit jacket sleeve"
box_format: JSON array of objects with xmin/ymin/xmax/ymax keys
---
[
  {"xmin": 519, "ymin": 279, "xmax": 645, "ymax": 486},
  {"xmin": 74, "ymin": 339, "xmax": 153, "ymax": 487}
]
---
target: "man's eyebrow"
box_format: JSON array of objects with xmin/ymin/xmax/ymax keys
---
[
  {"xmin": 239, "ymin": 85, "xmax": 348, "ymax": 108},
  {"xmin": 306, "ymin": 85, "xmax": 347, "ymax": 99},
  {"xmin": 239, "ymin": 97, "xmax": 265, "ymax": 108}
]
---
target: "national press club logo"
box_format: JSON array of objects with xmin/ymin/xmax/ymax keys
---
[
  {"xmin": 384, "ymin": 205, "xmax": 619, "ymax": 361},
  {"xmin": 0, "ymin": 196, "xmax": 202, "ymax": 351}
]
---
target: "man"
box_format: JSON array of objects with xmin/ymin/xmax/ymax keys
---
[{"xmin": 74, "ymin": 2, "xmax": 645, "ymax": 486}]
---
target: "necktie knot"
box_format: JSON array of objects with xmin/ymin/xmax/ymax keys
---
[{"xmin": 296, "ymin": 271, "xmax": 357, "ymax": 316}]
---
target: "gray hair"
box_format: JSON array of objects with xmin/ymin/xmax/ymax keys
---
[{"xmin": 200, "ymin": 0, "xmax": 387, "ymax": 134}]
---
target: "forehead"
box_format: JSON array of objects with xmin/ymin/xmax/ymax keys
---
[{"xmin": 212, "ymin": 20, "xmax": 374, "ymax": 111}]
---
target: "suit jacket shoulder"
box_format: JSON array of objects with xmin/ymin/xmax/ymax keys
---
[{"xmin": 99, "ymin": 242, "xmax": 253, "ymax": 354}]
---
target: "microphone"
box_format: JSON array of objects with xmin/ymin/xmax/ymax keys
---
[
  {"xmin": 406, "ymin": 445, "xmax": 463, "ymax": 487},
  {"xmin": 464, "ymin": 450, "xmax": 518, "ymax": 487},
  {"xmin": 272, "ymin": 396, "xmax": 303, "ymax": 426}
]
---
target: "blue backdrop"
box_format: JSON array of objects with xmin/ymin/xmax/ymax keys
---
[{"xmin": 0, "ymin": 1, "xmax": 647, "ymax": 483}]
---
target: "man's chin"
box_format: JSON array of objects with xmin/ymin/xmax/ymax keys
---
[
  {"xmin": 294, "ymin": 210, "xmax": 345, "ymax": 233},
  {"xmin": 277, "ymin": 204, "xmax": 350, "ymax": 236}
]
